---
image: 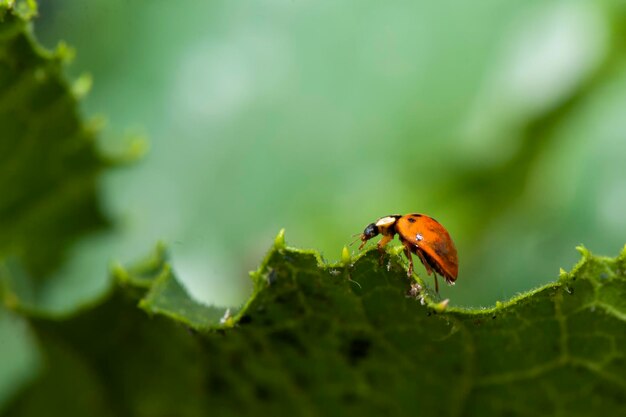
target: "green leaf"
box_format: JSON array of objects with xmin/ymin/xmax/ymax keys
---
[
  {"xmin": 2, "ymin": 2, "xmax": 626, "ymax": 415},
  {"xmin": 0, "ymin": 309, "xmax": 40, "ymax": 411},
  {"xmin": 0, "ymin": 2, "xmax": 109, "ymax": 283},
  {"xmin": 0, "ymin": 1, "xmax": 36, "ymax": 21},
  {"xmin": 1, "ymin": 3, "xmax": 115, "ymax": 410},
  {"xmin": 4, "ymin": 234, "xmax": 626, "ymax": 416}
]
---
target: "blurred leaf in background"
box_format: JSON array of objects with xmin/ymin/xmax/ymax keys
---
[
  {"xmin": 0, "ymin": 0, "xmax": 108, "ymax": 409},
  {"xmin": 0, "ymin": 0, "xmax": 109, "ymax": 303},
  {"xmin": 33, "ymin": 0, "xmax": 626, "ymax": 309}
]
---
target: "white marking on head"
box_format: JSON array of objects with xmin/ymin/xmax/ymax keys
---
[
  {"xmin": 375, "ymin": 216, "xmax": 397, "ymax": 227},
  {"xmin": 416, "ymin": 233, "xmax": 424, "ymax": 241}
]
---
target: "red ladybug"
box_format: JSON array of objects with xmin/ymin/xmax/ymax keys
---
[{"xmin": 358, "ymin": 214, "xmax": 458, "ymax": 292}]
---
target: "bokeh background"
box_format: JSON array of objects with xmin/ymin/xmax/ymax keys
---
[{"xmin": 34, "ymin": 0, "xmax": 626, "ymax": 309}]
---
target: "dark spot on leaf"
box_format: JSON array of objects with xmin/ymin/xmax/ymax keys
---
[
  {"xmin": 228, "ymin": 352, "xmax": 245, "ymax": 372},
  {"xmin": 246, "ymin": 338, "xmax": 264, "ymax": 352},
  {"xmin": 345, "ymin": 337, "xmax": 372, "ymax": 365},
  {"xmin": 342, "ymin": 391, "xmax": 359, "ymax": 403},
  {"xmin": 591, "ymin": 383, "xmax": 626, "ymax": 405},
  {"xmin": 255, "ymin": 384, "xmax": 272, "ymax": 401},
  {"xmin": 267, "ymin": 269, "xmax": 277, "ymax": 285},
  {"xmin": 270, "ymin": 329, "xmax": 307, "ymax": 354},
  {"xmin": 308, "ymin": 290, "xmax": 330, "ymax": 304},
  {"xmin": 239, "ymin": 315, "xmax": 252, "ymax": 325},
  {"xmin": 293, "ymin": 372, "xmax": 310, "ymax": 389},
  {"xmin": 208, "ymin": 374, "xmax": 229, "ymax": 393},
  {"xmin": 276, "ymin": 293, "xmax": 291, "ymax": 304}
]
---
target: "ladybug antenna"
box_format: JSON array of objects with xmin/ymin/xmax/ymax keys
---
[{"xmin": 349, "ymin": 234, "xmax": 362, "ymax": 247}]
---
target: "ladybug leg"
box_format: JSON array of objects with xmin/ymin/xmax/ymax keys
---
[
  {"xmin": 402, "ymin": 241, "xmax": 414, "ymax": 277},
  {"xmin": 377, "ymin": 234, "xmax": 393, "ymax": 265},
  {"xmin": 415, "ymin": 249, "xmax": 433, "ymax": 276},
  {"xmin": 415, "ymin": 249, "xmax": 439, "ymax": 293}
]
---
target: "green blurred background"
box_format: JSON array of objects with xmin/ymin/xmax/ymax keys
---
[{"xmin": 34, "ymin": 0, "xmax": 626, "ymax": 309}]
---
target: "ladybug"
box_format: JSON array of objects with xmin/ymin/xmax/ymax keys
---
[{"xmin": 357, "ymin": 214, "xmax": 458, "ymax": 292}]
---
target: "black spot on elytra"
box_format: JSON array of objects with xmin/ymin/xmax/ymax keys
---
[
  {"xmin": 433, "ymin": 240, "xmax": 450, "ymax": 257},
  {"xmin": 407, "ymin": 217, "xmax": 416, "ymax": 223},
  {"xmin": 345, "ymin": 337, "xmax": 372, "ymax": 365}
]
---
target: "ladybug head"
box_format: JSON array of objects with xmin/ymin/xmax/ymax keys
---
[
  {"xmin": 358, "ymin": 223, "xmax": 379, "ymax": 250},
  {"xmin": 363, "ymin": 223, "xmax": 379, "ymax": 239}
]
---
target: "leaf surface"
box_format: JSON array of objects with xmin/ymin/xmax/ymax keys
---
[
  {"xmin": 0, "ymin": 1, "xmax": 108, "ymax": 283},
  {"xmin": 4, "ymin": 235, "xmax": 626, "ymax": 416},
  {"xmin": 0, "ymin": 2, "xmax": 111, "ymax": 408}
]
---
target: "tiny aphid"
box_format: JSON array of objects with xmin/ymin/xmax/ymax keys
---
[
  {"xmin": 407, "ymin": 282, "xmax": 423, "ymax": 299},
  {"xmin": 357, "ymin": 213, "xmax": 458, "ymax": 293}
]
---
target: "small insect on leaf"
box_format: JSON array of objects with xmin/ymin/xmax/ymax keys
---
[{"xmin": 355, "ymin": 213, "xmax": 458, "ymax": 293}]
